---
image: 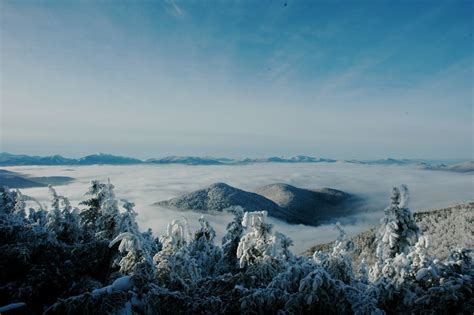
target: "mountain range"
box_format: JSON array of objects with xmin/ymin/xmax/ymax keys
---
[
  {"xmin": 0, "ymin": 152, "xmax": 472, "ymax": 172},
  {"xmin": 420, "ymin": 161, "xmax": 474, "ymax": 173},
  {"xmin": 0, "ymin": 152, "xmax": 141, "ymax": 166}
]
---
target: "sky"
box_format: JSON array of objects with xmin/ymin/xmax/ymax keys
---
[{"xmin": 1, "ymin": 0, "xmax": 473, "ymax": 160}]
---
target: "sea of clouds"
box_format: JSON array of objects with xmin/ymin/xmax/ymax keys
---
[{"xmin": 5, "ymin": 162, "xmax": 473, "ymax": 253}]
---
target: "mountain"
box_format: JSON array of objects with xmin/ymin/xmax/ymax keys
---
[
  {"xmin": 155, "ymin": 182, "xmax": 361, "ymax": 226},
  {"xmin": 0, "ymin": 169, "xmax": 74, "ymax": 188},
  {"xmin": 145, "ymin": 156, "xmax": 224, "ymax": 165},
  {"xmin": 237, "ymin": 155, "xmax": 337, "ymax": 164},
  {"xmin": 345, "ymin": 158, "xmax": 474, "ymax": 171},
  {"xmin": 77, "ymin": 153, "xmax": 142, "ymax": 165},
  {"xmin": 0, "ymin": 153, "xmax": 76, "ymax": 166},
  {"xmin": 0, "ymin": 169, "xmax": 46, "ymax": 188},
  {"xmin": 154, "ymin": 182, "xmax": 288, "ymax": 218},
  {"xmin": 145, "ymin": 155, "xmax": 337, "ymax": 165},
  {"xmin": 421, "ymin": 161, "xmax": 474, "ymax": 173},
  {"xmin": 303, "ymin": 201, "xmax": 474, "ymax": 267},
  {"xmin": 0, "ymin": 152, "xmax": 143, "ymax": 166},
  {"xmin": 254, "ymin": 183, "xmax": 360, "ymax": 225},
  {"xmin": 346, "ymin": 158, "xmax": 417, "ymax": 165}
]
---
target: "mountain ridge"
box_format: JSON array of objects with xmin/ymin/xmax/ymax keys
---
[{"xmin": 0, "ymin": 152, "xmax": 471, "ymax": 170}]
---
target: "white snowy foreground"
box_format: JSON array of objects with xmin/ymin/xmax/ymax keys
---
[{"xmin": 0, "ymin": 182, "xmax": 472, "ymax": 314}]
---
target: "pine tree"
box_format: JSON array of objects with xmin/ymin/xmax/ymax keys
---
[
  {"xmin": 46, "ymin": 186, "xmax": 65, "ymax": 238},
  {"xmin": 375, "ymin": 185, "xmax": 419, "ymax": 260},
  {"xmin": 45, "ymin": 186, "xmax": 81, "ymax": 242},
  {"xmin": 237, "ymin": 211, "xmax": 274, "ymax": 268},
  {"xmin": 0, "ymin": 186, "xmax": 17, "ymax": 216},
  {"xmin": 80, "ymin": 180, "xmax": 120, "ymax": 240},
  {"xmin": 13, "ymin": 190, "xmax": 27, "ymax": 220},
  {"xmin": 236, "ymin": 211, "xmax": 292, "ymax": 269},
  {"xmin": 314, "ymin": 223, "xmax": 354, "ymax": 284},
  {"xmin": 220, "ymin": 206, "xmax": 244, "ymax": 271},
  {"xmin": 187, "ymin": 216, "xmax": 222, "ymax": 277}
]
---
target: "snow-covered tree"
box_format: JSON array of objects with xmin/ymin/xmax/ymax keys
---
[
  {"xmin": 187, "ymin": 216, "xmax": 222, "ymax": 276},
  {"xmin": 236, "ymin": 211, "xmax": 278, "ymax": 268},
  {"xmin": 375, "ymin": 185, "xmax": 419, "ymax": 260},
  {"xmin": 235, "ymin": 211, "xmax": 295, "ymax": 288},
  {"xmin": 158, "ymin": 218, "xmax": 188, "ymax": 250},
  {"xmin": 80, "ymin": 180, "xmax": 120, "ymax": 240},
  {"xmin": 141, "ymin": 227, "xmax": 161, "ymax": 257},
  {"xmin": 314, "ymin": 223, "xmax": 354, "ymax": 284},
  {"xmin": 46, "ymin": 186, "xmax": 81, "ymax": 243},
  {"xmin": 109, "ymin": 231, "xmax": 155, "ymax": 289},
  {"xmin": 219, "ymin": 206, "xmax": 244, "ymax": 271},
  {"xmin": 13, "ymin": 190, "xmax": 27, "ymax": 220},
  {"xmin": 28, "ymin": 206, "xmax": 48, "ymax": 227},
  {"xmin": 116, "ymin": 200, "xmax": 139, "ymax": 234},
  {"xmin": 153, "ymin": 218, "xmax": 199, "ymax": 291},
  {"xmin": 0, "ymin": 188, "xmax": 31, "ymax": 225},
  {"xmin": 274, "ymin": 231, "xmax": 294, "ymax": 261},
  {"xmin": 46, "ymin": 186, "xmax": 65, "ymax": 238},
  {"xmin": 0, "ymin": 186, "xmax": 17, "ymax": 214}
]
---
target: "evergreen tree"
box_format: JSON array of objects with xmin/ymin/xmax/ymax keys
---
[
  {"xmin": 0, "ymin": 186, "xmax": 17, "ymax": 216},
  {"xmin": 46, "ymin": 186, "xmax": 65, "ymax": 238},
  {"xmin": 13, "ymin": 190, "xmax": 27, "ymax": 220},
  {"xmin": 46, "ymin": 186, "xmax": 81, "ymax": 242},
  {"xmin": 375, "ymin": 185, "xmax": 419, "ymax": 260},
  {"xmin": 80, "ymin": 180, "xmax": 120, "ymax": 240},
  {"xmin": 187, "ymin": 216, "xmax": 222, "ymax": 276},
  {"xmin": 314, "ymin": 223, "xmax": 354, "ymax": 284},
  {"xmin": 237, "ymin": 211, "xmax": 275, "ymax": 268},
  {"xmin": 219, "ymin": 206, "xmax": 244, "ymax": 271}
]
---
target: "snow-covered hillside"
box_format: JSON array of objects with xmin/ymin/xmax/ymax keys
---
[
  {"xmin": 304, "ymin": 202, "xmax": 474, "ymax": 267},
  {"xmin": 255, "ymin": 183, "xmax": 360, "ymax": 225},
  {"xmin": 155, "ymin": 182, "xmax": 284, "ymax": 214},
  {"xmin": 155, "ymin": 182, "xmax": 361, "ymax": 226}
]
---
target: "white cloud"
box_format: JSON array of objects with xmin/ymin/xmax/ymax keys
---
[{"xmin": 6, "ymin": 163, "xmax": 473, "ymax": 252}]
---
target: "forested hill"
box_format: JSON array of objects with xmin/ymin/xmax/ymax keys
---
[{"xmin": 304, "ymin": 202, "xmax": 474, "ymax": 267}]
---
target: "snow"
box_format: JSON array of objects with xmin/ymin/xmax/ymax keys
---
[
  {"xmin": 1, "ymin": 178, "xmax": 473, "ymax": 314},
  {"xmin": 0, "ymin": 302, "xmax": 27, "ymax": 312},
  {"xmin": 91, "ymin": 276, "xmax": 134, "ymax": 296}
]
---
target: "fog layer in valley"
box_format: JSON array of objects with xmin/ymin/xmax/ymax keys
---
[{"xmin": 5, "ymin": 163, "xmax": 473, "ymax": 252}]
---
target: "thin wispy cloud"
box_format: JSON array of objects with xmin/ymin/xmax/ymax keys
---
[{"xmin": 165, "ymin": 0, "xmax": 185, "ymax": 18}]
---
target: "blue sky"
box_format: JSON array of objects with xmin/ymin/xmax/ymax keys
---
[{"xmin": 1, "ymin": 0, "xmax": 472, "ymax": 159}]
